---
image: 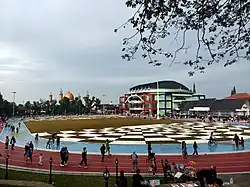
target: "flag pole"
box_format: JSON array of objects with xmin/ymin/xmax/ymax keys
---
[{"xmin": 156, "ymin": 81, "xmax": 160, "ymax": 120}]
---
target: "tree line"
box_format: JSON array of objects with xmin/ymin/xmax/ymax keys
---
[{"xmin": 0, "ymin": 93, "xmax": 101, "ymax": 117}]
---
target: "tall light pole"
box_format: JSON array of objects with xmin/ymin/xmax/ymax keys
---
[
  {"xmin": 102, "ymin": 94, "xmax": 106, "ymax": 114},
  {"xmin": 12, "ymin": 92, "xmax": 16, "ymax": 117},
  {"xmin": 156, "ymin": 81, "xmax": 160, "ymax": 120}
]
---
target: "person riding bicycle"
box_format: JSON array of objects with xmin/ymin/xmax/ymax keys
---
[{"xmin": 208, "ymin": 132, "xmax": 216, "ymax": 144}]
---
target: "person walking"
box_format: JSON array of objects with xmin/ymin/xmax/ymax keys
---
[
  {"xmin": 56, "ymin": 137, "xmax": 60, "ymax": 148},
  {"xmin": 60, "ymin": 147, "xmax": 66, "ymax": 167},
  {"xmin": 105, "ymin": 139, "xmax": 111, "ymax": 156},
  {"xmin": 24, "ymin": 142, "xmax": 30, "ymax": 159},
  {"xmin": 5, "ymin": 136, "xmax": 9, "ymax": 150},
  {"xmin": 16, "ymin": 127, "xmax": 19, "ymax": 134},
  {"xmin": 79, "ymin": 147, "xmax": 88, "ymax": 168},
  {"xmin": 182, "ymin": 141, "xmax": 188, "ymax": 159},
  {"xmin": 100, "ymin": 144, "xmax": 106, "ymax": 162},
  {"xmin": 131, "ymin": 151, "xmax": 138, "ymax": 172},
  {"xmin": 35, "ymin": 133, "xmax": 39, "ymax": 142},
  {"xmin": 233, "ymin": 133, "xmax": 240, "ymax": 147},
  {"xmin": 26, "ymin": 147, "xmax": 33, "ymax": 164},
  {"xmin": 29, "ymin": 141, "xmax": 34, "ymax": 153},
  {"xmin": 64, "ymin": 147, "xmax": 69, "ymax": 166},
  {"xmin": 10, "ymin": 136, "xmax": 16, "ymax": 150},
  {"xmin": 147, "ymin": 142, "xmax": 152, "ymax": 158},
  {"xmin": 46, "ymin": 138, "xmax": 51, "ymax": 149},
  {"xmin": 193, "ymin": 141, "xmax": 198, "ymax": 155}
]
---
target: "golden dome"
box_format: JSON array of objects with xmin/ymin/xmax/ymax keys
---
[{"xmin": 64, "ymin": 91, "xmax": 74, "ymax": 101}]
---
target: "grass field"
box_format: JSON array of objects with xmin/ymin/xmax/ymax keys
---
[
  {"xmin": 26, "ymin": 118, "xmax": 250, "ymax": 143},
  {"xmin": 26, "ymin": 117, "xmax": 175, "ymax": 133},
  {"xmin": 0, "ymin": 169, "xmax": 162, "ymax": 187}
]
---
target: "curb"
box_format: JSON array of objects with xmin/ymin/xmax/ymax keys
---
[{"xmin": 0, "ymin": 164, "xmax": 250, "ymax": 177}]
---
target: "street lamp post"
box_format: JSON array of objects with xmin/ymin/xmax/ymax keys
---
[
  {"xmin": 115, "ymin": 159, "xmax": 119, "ymax": 182},
  {"xmin": 161, "ymin": 159, "xmax": 167, "ymax": 183},
  {"xmin": 12, "ymin": 92, "xmax": 16, "ymax": 117},
  {"xmin": 103, "ymin": 167, "xmax": 110, "ymax": 187},
  {"xmin": 102, "ymin": 94, "xmax": 106, "ymax": 115},
  {"xmin": 4, "ymin": 154, "xmax": 9, "ymax": 180},
  {"xmin": 49, "ymin": 157, "xmax": 53, "ymax": 184}
]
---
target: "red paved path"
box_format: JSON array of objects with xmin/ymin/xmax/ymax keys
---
[{"xmin": 1, "ymin": 143, "xmax": 250, "ymax": 174}]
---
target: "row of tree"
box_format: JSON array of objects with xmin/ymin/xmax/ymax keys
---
[{"xmin": 0, "ymin": 93, "xmax": 101, "ymax": 117}]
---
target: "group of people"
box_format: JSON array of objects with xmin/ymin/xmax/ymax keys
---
[
  {"xmin": 5, "ymin": 135, "xmax": 16, "ymax": 150},
  {"xmin": 1, "ymin": 120, "xmax": 244, "ymax": 187},
  {"xmin": 233, "ymin": 133, "xmax": 244, "ymax": 147},
  {"xmin": 44, "ymin": 133, "xmax": 61, "ymax": 149},
  {"xmin": 100, "ymin": 139, "xmax": 111, "ymax": 162},
  {"xmin": 162, "ymin": 159, "xmax": 223, "ymax": 187}
]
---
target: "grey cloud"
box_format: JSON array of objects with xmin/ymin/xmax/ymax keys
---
[{"xmin": 0, "ymin": 0, "xmax": 249, "ymax": 103}]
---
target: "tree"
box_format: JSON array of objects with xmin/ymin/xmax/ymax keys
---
[
  {"xmin": 82, "ymin": 94, "xmax": 101, "ymax": 114},
  {"xmin": 17, "ymin": 104, "xmax": 26, "ymax": 116},
  {"xmin": 59, "ymin": 97, "xmax": 70, "ymax": 115},
  {"xmin": 116, "ymin": 0, "xmax": 250, "ymax": 76},
  {"xmin": 0, "ymin": 93, "xmax": 14, "ymax": 116},
  {"xmin": 24, "ymin": 101, "xmax": 32, "ymax": 115}
]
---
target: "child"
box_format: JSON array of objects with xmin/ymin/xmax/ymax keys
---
[
  {"xmin": 39, "ymin": 153, "xmax": 43, "ymax": 166},
  {"xmin": 239, "ymin": 137, "xmax": 244, "ymax": 147}
]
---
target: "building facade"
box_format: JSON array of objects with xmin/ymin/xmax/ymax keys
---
[
  {"xmin": 119, "ymin": 80, "xmax": 204, "ymax": 116},
  {"xmin": 179, "ymin": 93, "xmax": 250, "ymax": 117}
]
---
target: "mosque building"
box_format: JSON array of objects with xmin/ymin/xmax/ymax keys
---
[{"xmin": 47, "ymin": 89, "xmax": 79, "ymax": 104}]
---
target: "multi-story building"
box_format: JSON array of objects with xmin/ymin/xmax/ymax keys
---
[
  {"xmin": 179, "ymin": 93, "xmax": 250, "ymax": 117},
  {"xmin": 119, "ymin": 80, "xmax": 205, "ymax": 116}
]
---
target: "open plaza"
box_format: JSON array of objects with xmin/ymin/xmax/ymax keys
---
[
  {"xmin": 0, "ymin": 80, "xmax": 249, "ymax": 187},
  {"xmin": 0, "ymin": 116, "xmax": 250, "ymax": 187}
]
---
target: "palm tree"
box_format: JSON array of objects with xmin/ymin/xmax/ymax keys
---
[
  {"xmin": 83, "ymin": 94, "xmax": 101, "ymax": 114},
  {"xmin": 51, "ymin": 100, "xmax": 57, "ymax": 115},
  {"xmin": 33, "ymin": 101, "xmax": 42, "ymax": 115},
  {"xmin": 59, "ymin": 97, "xmax": 70, "ymax": 115}
]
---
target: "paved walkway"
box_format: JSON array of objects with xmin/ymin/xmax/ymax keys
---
[
  {"xmin": 0, "ymin": 142, "xmax": 250, "ymax": 175},
  {"xmin": 0, "ymin": 119, "xmax": 250, "ymax": 175}
]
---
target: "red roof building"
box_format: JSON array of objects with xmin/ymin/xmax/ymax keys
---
[{"xmin": 225, "ymin": 93, "xmax": 250, "ymax": 100}]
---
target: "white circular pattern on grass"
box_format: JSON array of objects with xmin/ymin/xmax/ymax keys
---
[{"xmin": 35, "ymin": 122, "xmax": 250, "ymax": 145}]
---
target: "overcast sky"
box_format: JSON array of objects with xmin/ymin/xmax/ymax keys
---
[{"xmin": 0, "ymin": 0, "xmax": 249, "ymax": 104}]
